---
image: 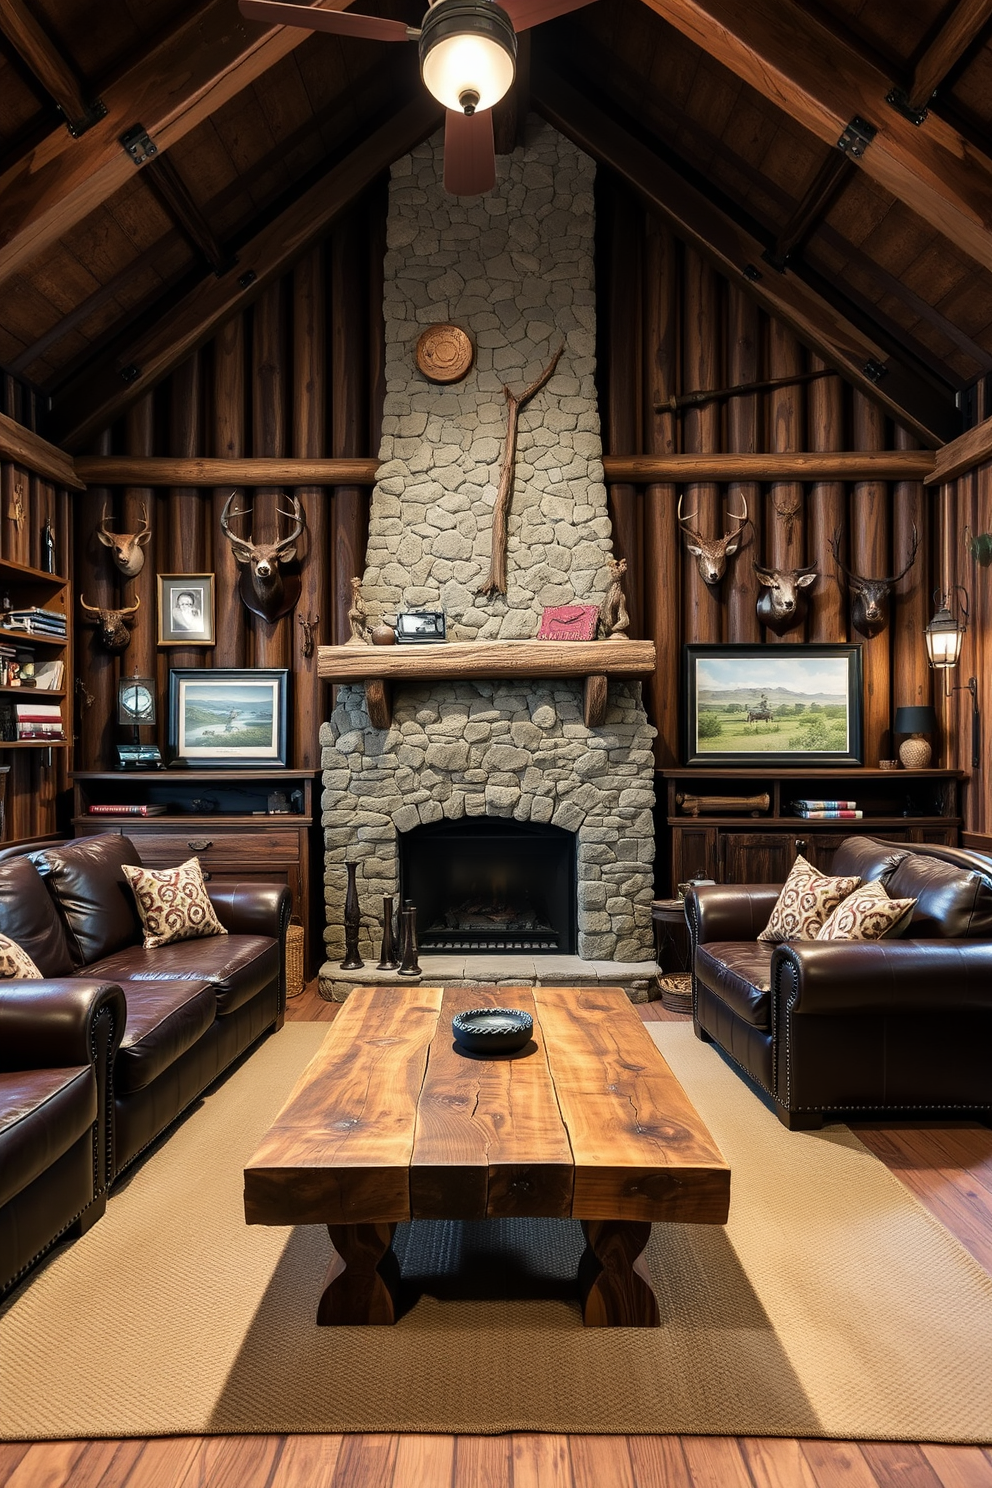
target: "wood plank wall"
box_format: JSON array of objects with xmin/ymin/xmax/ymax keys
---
[
  {"xmin": 73, "ymin": 190, "xmax": 385, "ymax": 779},
  {"xmin": 595, "ymin": 176, "xmax": 949, "ymax": 805},
  {"xmin": 0, "ymin": 372, "xmax": 72, "ymax": 842},
  {"xmin": 944, "ymin": 469, "xmax": 992, "ymax": 844}
]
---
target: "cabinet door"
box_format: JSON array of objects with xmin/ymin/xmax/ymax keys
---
[
  {"xmin": 908, "ymin": 826, "xmax": 958, "ymax": 846},
  {"xmin": 723, "ymin": 832, "xmax": 799, "ymax": 884},
  {"xmin": 670, "ymin": 826, "xmax": 719, "ymax": 890}
]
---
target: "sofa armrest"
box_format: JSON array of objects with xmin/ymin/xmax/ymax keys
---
[
  {"xmin": 772, "ymin": 940, "xmax": 992, "ymax": 1016},
  {"xmin": 685, "ymin": 884, "xmax": 782, "ymax": 945},
  {"xmin": 0, "ymin": 980, "xmax": 127, "ymax": 1072},
  {"xmin": 207, "ymin": 882, "xmax": 292, "ymax": 944}
]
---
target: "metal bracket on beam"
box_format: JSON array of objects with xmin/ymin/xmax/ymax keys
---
[
  {"xmin": 837, "ymin": 116, "xmax": 877, "ymax": 157},
  {"xmin": 862, "ymin": 358, "xmax": 888, "ymax": 383},
  {"xmin": 885, "ymin": 87, "xmax": 929, "ymax": 126},
  {"xmin": 118, "ymin": 364, "xmax": 141, "ymax": 384},
  {"xmin": 120, "ymin": 125, "xmax": 158, "ymax": 167},
  {"xmin": 64, "ymin": 98, "xmax": 107, "ymax": 138}
]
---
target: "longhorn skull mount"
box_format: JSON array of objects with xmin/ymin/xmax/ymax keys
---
[
  {"xmin": 829, "ymin": 526, "xmax": 920, "ymax": 637},
  {"xmin": 97, "ymin": 503, "xmax": 152, "ymax": 577},
  {"xmin": 79, "ymin": 593, "xmax": 140, "ymax": 652},
  {"xmin": 677, "ymin": 495, "xmax": 749, "ymax": 585},
  {"xmin": 753, "ymin": 562, "xmax": 818, "ymax": 635},
  {"xmin": 219, "ymin": 492, "xmax": 305, "ymax": 623}
]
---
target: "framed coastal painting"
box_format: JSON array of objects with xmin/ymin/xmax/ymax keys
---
[
  {"xmin": 168, "ymin": 669, "xmax": 288, "ymax": 766},
  {"xmin": 682, "ymin": 644, "xmax": 863, "ymax": 767}
]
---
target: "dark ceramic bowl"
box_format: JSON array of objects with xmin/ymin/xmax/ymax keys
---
[{"xmin": 451, "ymin": 1007, "xmax": 534, "ymax": 1055}]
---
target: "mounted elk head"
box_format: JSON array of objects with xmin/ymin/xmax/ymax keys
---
[
  {"xmin": 753, "ymin": 562, "xmax": 818, "ymax": 635},
  {"xmin": 677, "ymin": 495, "xmax": 749, "ymax": 586},
  {"xmin": 96, "ymin": 504, "xmax": 152, "ymax": 577},
  {"xmin": 219, "ymin": 493, "xmax": 305, "ymax": 623},
  {"xmin": 829, "ymin": 526, "xmax": 920, "ymax": 638},
  {"xmin": 79, "ymin": 594, "xmax": 139, "ymax": 652}
]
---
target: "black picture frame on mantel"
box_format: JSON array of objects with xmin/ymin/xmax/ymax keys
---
[
  {"xmin": 168, "ymin": 668, "xmax": 288, "ymax": 768},
  {"xmin": 682, "ymin": 644, "xmax": 863, "ymax": 767}
]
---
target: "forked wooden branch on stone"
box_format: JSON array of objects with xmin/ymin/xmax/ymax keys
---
[{"xmin": 478, "ymin": 342, "xmax": 565, "ymax": 598}]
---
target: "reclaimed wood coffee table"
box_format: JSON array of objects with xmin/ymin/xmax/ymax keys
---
[{"xmin": 243, "ymin": 984, "xmax": 730, "ymax": 1327}]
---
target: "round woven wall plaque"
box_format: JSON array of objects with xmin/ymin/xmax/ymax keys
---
[{"xmin": 415, "ymin": 324, "xmax": 474, "ymax": 384}]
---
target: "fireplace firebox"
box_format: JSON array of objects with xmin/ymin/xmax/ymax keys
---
[{"xmin": 400, "ymin": 818, "xmax": 576, "ymax": 955}]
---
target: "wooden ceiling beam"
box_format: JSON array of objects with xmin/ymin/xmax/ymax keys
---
[
  {"xmin": 901, "ymin": 0, "xmax": 992, "ymax": 115},
  {"xmin": 0, "ymin": 0, "xmax": 356, "ymax": 289},
  {"xmin": 638, "ymin": 0, "xmax": 992, "ymax": 277},
  {"xmin": 141, "ymin": 154, "xmax": 231, "ymax": 277},
  {"xmin": 73, "ymin": 455, "xmax": 379, "ymax": 486},
  {"xmin": 765, "ymin": 151, "xmax": 854, "ymax": 270},
  {"xmin": 531, "ymin": 63, "xmax": 954, "ymax": 444},
  {"xmin": 51, "ymin": 91, "xmax": 442, "ymax": 450},
  {"xmin": 926, "ymin": 415, "xmax": 992, "ymax": 483},
  {"xmin": 0, "ymin": 410, "xmax": 84, "ymax": 488},
  {"xmin": 0, "ymin": 0, "xmax": 101, "ymax": 135}
]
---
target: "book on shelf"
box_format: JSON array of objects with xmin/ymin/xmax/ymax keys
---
[
  {"xmin": 87, "ymin": 804, "xmax": 168, "ymax": 817},
  {"xmin": 793, "ymin": 799, "xmax": 857, "ymax": 811},
  {"xmin": 793, "ymin": 808, "xmax": 863, "ymax": 819},
  {"xmin": 32, "ymin": 659, "xmax": 63, "ymax": 689}
]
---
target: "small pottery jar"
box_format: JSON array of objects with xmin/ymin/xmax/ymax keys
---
[{"xmin": 370, "ymin": 623, "xmax": 396, "ymax": 645}]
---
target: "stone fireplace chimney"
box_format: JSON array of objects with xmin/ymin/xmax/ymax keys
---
[{"xmin": 319, "ymin": 121, "xmax": 656, "ymax": 997}]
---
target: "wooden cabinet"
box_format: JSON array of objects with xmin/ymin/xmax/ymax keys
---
[
  {"xmin": 0, "ymin": 558, "xmax": 71, "ymax": 843},
  {"xmin": 71, "ymin": 769, "xmax": 320, "ymax": 975},
  {"xmin": 660, "ymin": 768, "xmax": 963, "ymax": 893}
]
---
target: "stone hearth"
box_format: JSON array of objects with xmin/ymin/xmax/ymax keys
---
[{"xmin": 318, "ymin": 121, "xmax": 657, "ymax": 1000}]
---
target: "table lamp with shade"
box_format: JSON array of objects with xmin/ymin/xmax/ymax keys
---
[{"xmin": 893, "ymin": 705, "xmax": 938, "ymax": 770}]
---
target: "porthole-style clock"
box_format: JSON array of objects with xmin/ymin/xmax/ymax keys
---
[{"xmin": 116, "ymin": 677, "xmax": 163, "ymax": 769}]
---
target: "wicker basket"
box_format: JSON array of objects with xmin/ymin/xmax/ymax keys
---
[
  {"xmin": 285, "ymin": 922, "xmax": 305, "ymax": 998},
  {"xmin": 656, "ymin": 972, "xmax": 692, "ymax": 1015}
]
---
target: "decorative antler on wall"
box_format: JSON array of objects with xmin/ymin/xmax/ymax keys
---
[
  {"xmin": 219, "ymin": 491, "xmax": 304, "ymax": 623},
  {"xmin": 478, "ymin": 342, "xmax": 564, "ymax": 599}
]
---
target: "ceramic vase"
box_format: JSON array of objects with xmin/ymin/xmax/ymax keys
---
[
  {"xmin": 340, "ymin": 861, "xmax": 364, "ymax": 970},
  {"xmin": 398, "ymin": 903, "xmax": 422, "ymax": 977},
  {"xmin": 377, "ymin": 894, "xmax": 400, "ymax": 970}
]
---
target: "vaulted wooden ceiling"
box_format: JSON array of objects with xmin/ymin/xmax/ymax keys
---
[{"xmin": 2, "ymin": 0, "xmax": 992, "ymax": 448}]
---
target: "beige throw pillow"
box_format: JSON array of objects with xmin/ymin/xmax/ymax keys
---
[
  {"xmin": 816, "ymin": 879, "xmax": 917, "ymax": 941},
  {"xmin": 757, "ymin": 854, "xmax": 861, "ymax": 943},
  {"xmin": 0, "ymin": 932, "xmax": 42, "ymax": 979},
  {"xmin": 122, "ymin": 856, "xmax": 228, "ymax": 950}
]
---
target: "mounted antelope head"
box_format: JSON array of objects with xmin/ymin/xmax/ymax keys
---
[
  {"xmin": 829, "ymin": 526, "xmax": 920, "ymax": 638},
  {"xmin": 96, "ymin": 504, "xmax": 152, "ymax": 577},
  {"xmin": 677, "ymin": 495, "xmax": 748, "ymax": 585},
  {"xmin": 753, "ymin": 562, "xmax": 818, "ymax": 635},
  {"xmin": 219, "ymin": 492, "xmax": 305, "ymax": 623},
  {"xmin": 79, "ymin": 594, "xmax": 139, "ymax": 652}
]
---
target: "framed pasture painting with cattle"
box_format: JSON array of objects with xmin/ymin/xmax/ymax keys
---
[{"xmin": 682, "ymin": 645, "xmax": 863, "ymax": 767}]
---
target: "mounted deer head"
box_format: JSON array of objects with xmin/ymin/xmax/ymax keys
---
[
  {"xmin": 79, "ymin": 594, "xmax": 139, "ymax": 652},
  {"xmin": 753, "ymin": 562, "xmax": 818, "ymax": 635},
  {"xmin": 829, "ymin": 526, "xmax": 920, "ymax": 638},
  {"xmin": 677, "ymin": 495, "xmax": 748, "ymax": 585},
  {"xmin": 96, "ymin": 504, "xmax": 152, "ymax": 577},
  {"xmin": 219, "ymin": 492, "xmax": 305, "ymax": 623}
]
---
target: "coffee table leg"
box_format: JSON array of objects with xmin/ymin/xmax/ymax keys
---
[
  {"xmin": 579, "ymin": 1220, "xmax": 659, "ymax": 1327},
  {"xmin": 318, "ymin": 1223, "xmax": 400, "ymax": 1325}
]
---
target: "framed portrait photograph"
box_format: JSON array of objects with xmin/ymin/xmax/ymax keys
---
[
  {"xmin": 168, "ymin": 669, "xmax": 288, "ymax": 767},
  {"xmin": 158, "ymin": 574, "xmax": 215, "ymax": 646},
  {"xmin": 682, "ymin": 644, "xmax": 863, "ymax": 767}
]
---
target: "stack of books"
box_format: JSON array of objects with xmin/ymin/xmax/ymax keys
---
[
  {"xmin": 2, "ymin": 607, "xmax": 67, "ymax": 639},
  {"xmin": 13, "ymin": 700, "xmax": 64, "ymax": 741},
  {"xmin": 87, "ymin": 804, "xmax": 167, "ymax": 817},
  {"xmin": 793, "ymin": 798, "xmax": 863, "ymax": 819}
]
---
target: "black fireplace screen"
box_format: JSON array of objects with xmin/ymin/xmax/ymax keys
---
[{"xmin": 399, "ymin": 817, "xmax": 576, "ymax": 955}]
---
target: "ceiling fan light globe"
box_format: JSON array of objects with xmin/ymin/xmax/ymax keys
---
[{"xmin": 420, "ymin": 1, "xmax": 516, "ymax": 113}]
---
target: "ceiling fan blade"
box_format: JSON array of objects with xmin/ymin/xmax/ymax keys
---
[
  {"xmin": 444, "ymin": 109, "xmax": 496, "ymax": 196},
  {"xmin": 238, "ymin": 0, "xmax": 413, "ymax": 42},
  {"xmin": 502, "ymin": 0, "xmax": 596, "ymax": 30}
]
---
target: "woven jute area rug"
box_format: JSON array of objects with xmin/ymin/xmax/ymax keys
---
[{"xmin": 2, "ymin": 1020, "xmax": 992, "ymax": 1442}]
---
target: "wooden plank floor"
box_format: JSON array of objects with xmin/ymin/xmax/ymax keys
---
[{"xmin": 4, "ymin": 982, "xmax": 992, "ymax": 1488}]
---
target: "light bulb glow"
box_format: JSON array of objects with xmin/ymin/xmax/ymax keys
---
[{"xmin": 422, "ymin": 32, "xmax": 514, "ymax": 111}]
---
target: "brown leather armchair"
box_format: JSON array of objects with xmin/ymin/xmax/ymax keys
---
[{"xmin": 684, "ymin": 837, "xmax": 992, "ymax": 1128}]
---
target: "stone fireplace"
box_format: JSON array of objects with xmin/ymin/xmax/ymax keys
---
[{"xmin": 318, "ymin": 121, "xmax": 657, "ymax": 998}]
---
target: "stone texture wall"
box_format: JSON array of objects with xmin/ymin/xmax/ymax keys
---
[{"xmin": 319, "ymin": 122, "xmax": 656, "ymax": 980}]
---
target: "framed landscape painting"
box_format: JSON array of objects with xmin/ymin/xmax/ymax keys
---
[
  {"xmin": 682, "ymin": 644, "xmax": 863, "ymax": 766},
  {"xmin": 168, "ymin": 669, "xmax": 288, "ymax": 767}
]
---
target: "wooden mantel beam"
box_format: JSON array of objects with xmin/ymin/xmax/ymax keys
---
[
  {"xmin": 52, "ymin": 91, "xmax": 443, "ymax": 450},
  {"xmin": 0, "ymin": 0, "xmax": 355, "ymax": 288},
  {"xmin": 637, "ymin": 0, "xmax": 992, "ymax": 277},
  {"xmin": 531, "ymin": 64, "xmax": 951, "ymax": 444}
]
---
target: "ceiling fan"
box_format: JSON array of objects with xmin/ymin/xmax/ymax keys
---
[{"xmin": 238, "ymin": 0, "xmax": 596, "ymax": 194}]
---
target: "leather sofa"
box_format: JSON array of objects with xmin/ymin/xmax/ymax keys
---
[
  {"xmin": 0, "ymin": 832, "xmax": 290, "ymax": 1298},
  {"xmin": 685, "ymin": 836, "xmax": 992, "ymax": 1129}
]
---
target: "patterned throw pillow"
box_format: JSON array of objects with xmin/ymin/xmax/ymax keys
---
[
  {"xmin": 0, "ymin": 931, "xmax": 42, "ymax": 979},
  {"xmin": 757, "ymin": 854, "xmax": 861, "ymax": 943},
  {"xmin": 816, "ymin": 879, "xmax": 917, "ymax": 941},
  {"xmin": 122, "ymin": 857, "xmax": 228, "ymax": 951}
]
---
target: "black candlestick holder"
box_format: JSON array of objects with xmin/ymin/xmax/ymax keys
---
[
  {"xmin": 398, "ymin": 902, "xmax": 421, "ymax": 977},
  {"xmin": 377, "ymin": 894, "xmax": 401, "ymax": 970},
  {"xmin": 340, "ymin": 861, "xmax": 364, "ymax": 970}
]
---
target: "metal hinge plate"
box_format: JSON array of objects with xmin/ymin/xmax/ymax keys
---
[
  {"xmin": 837, "ymin": 115, "xmax": 877, "ymax": 157},
  {"xmin": 120, "ymin": 125, "xmax": 158, "ymax": 166}
]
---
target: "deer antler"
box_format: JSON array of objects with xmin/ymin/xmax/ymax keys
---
[
  {"xmin": 274, "ymin": 496, "xmax": 305, "ymax": 548},
  {"xmin": 220, "ymin": 492, "xmax": 251, "ymax": 534},
  {"xmin": 676, "ymin": 494, "xmax": 703, "ymax": 540},
  {"xmin": 829, "ymin": 529, "xmax": 859, "ymax": 585},
  {"xmin": 878, "ymin": 524, "xmax": 920, "ymax": 586},
  {"xmin": 725, "ymin": 494, "xmax": 749, "ymax": 535}
]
